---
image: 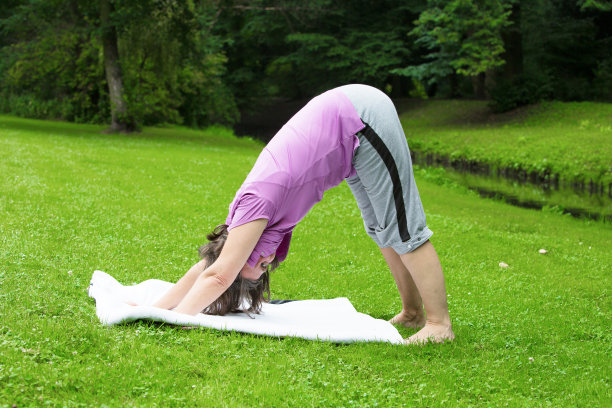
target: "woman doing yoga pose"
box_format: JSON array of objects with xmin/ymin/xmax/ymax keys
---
[{"xmin": 152, "ymin": 84, "xmax": 454, "ymax": 344}]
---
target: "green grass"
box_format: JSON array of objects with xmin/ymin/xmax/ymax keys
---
[
  {"xmin": 1, "ymin": 115, "xmax": 611, "ymax": 407},
  {"xmin": 398, "ymin": 100, "xmax": 612, "ymax": 187}
]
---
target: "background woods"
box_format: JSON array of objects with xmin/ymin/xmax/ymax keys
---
[{"xmin": 0, "ymin": 0, "xmax": 611, "ymax": 130}]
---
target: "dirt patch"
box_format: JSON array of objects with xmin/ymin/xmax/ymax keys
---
[
  {"xmin": 395, "ymin": 98, "xmax": 544, "ymax": 127},
  {"xmin": 459, "ymin": 103, "xmax": 544, "ymax": 126}
]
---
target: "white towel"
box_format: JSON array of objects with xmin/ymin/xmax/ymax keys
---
[{"xmin": 88, "ymin": 270, "xmax": 403, "ymax": 344}]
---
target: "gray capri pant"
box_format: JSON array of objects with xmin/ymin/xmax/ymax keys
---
[{"xmin": 339, "ymin": 84, "xmax": 433, "ymax": 254}]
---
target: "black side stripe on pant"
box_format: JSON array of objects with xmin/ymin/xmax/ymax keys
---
[{"xmin": 360, "ymin": 122, "xmax": 411, "ymax": 242}]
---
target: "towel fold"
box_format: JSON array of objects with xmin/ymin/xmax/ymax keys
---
[{"xmin": 88, "ymin": 270, "xmax": 403, "ymax": 344}]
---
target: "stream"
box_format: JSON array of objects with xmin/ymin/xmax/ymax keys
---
[{"xmin": 411, "ymin": 154, "xmax": 612, "ymax": 222}]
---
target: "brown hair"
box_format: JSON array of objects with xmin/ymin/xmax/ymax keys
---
[{"xmin": 198, "ymin": 224, "xmax": 279, "ymax": 316}]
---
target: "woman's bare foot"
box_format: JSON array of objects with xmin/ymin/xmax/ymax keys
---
[
  {"xmin": 404, "ymin": 322, "xmax": 455, "ymax": 345},
  {"xmin": 389, "ymin": 310, "xmax": 426, "ymax": 329}
]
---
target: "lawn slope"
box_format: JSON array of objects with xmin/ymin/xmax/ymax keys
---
[{"xmin": 398, "ymin": 100, "xmax": 612, "ymax": 190}]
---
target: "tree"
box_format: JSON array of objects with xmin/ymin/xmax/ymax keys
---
[
  {"xmin": 521, "ymin": 0, "xmax": 612, "ymax": 101},
  {"xmin": 217, "ymin": 0, "xmax": 420, "ymax": 104},
  {"xmin": 100, "ymin": 0, "xmax": 130, "ymax": 132},
  {"xmin": 393, "ymin": 0, "xmax": 513, "ymax": 98},
  {"xmin": 0, "ymin": 0, "xmax": 237, "ymax": 128},
  {"xmin": 115, "ymin": 0, "xmax": 237, "ymax": 127}
]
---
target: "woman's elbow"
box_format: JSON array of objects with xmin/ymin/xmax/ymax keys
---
[
  {"xmin": 213, "ymin": 274, "xmax": 232, "ymax": 289},
  {"xmin": 198, "ymin": 272, "xmax": 232, "ymax": 290}
]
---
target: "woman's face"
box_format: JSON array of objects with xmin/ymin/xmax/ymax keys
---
[{"xmin": 239, "ymin": 254, "xmax": 275, "ymax": 280}]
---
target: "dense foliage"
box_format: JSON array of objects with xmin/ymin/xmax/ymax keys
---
[
  {"xmin": 216, "ymin": 0, "xmax": 419, "ymax": 106},
  {"xmin": 0, "ymin": 0, "xmax": 610, "ymax": 129}
]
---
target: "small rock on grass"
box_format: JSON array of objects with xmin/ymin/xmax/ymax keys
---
[
  {"xmin": 539, "ymin": 249, "xmax": 548, "ymax": 254},
  {"xmin": 499, "ymin": 262, "xmax": 509, "ymax": 268}
]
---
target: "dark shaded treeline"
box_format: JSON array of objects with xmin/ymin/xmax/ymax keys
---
[{"xmin": 0, "ymin": 0, "xmax": 610, "ymax": 131}]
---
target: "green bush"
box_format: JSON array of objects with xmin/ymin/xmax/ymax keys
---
[
  {"xmin": 0, "ymin": 93, "xmax": 69, "ymax": 120},
  {"xmin": 0, "ymin": 28, "xmax": 110, "ymax": 124}
]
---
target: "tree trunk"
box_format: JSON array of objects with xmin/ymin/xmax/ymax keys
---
[
  {"xmin": 471, "ymin": 73, "xmax": 486, "ymax": 99},
  {"xmin": 488, "ymin": 1, "xmax": 523, "ymax": 92},
  {"xmin": 449, "ymin": 72, "xmax": 459, "ymax": 98},
  {"xmin": 501, "ymin": 1, "xmax": 523, "ymax": 81},
  {"xmin": 100, "ymin": 0, "xmax": 130, "ymax": 132}
]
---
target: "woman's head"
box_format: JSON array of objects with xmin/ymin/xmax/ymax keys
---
[{"xmin": 198, "ymin": 224, "xmax": 279, "ymax": 316}]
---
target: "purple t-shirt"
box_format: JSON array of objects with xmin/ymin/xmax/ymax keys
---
[{"xmin": 226, "ymin": 88, "xmax": 365, "ymax": 267}]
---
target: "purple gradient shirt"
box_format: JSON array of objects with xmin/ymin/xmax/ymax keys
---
[{"xmin": 226, "ymin": 88, "xmax": 365, "ymax": 267}]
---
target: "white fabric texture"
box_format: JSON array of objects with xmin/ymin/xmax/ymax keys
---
[{"xmin": 88, "ymin": 270, "xmax": 403, "ymax": 344}]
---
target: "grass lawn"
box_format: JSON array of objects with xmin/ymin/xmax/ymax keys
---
[
  {"xmin": 1, "ymin": 115, "xmax": 610, "ymax": 407},
  {"xmin": 398, "ymin": 100, "xmax": 612, "ymax": 188}
]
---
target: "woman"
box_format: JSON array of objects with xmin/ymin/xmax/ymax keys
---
[{"xmin": 152, "ymin": 84, "xmax": 454, "ymax": 344}]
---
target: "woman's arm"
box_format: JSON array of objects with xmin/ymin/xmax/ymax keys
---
[
  {"xmin": 152, "ymin": 258, "xmax": 208, "ymax": 310},
  {"xmin": 173, "ymin": 219, "xmax": 268, "ymax": 315}
]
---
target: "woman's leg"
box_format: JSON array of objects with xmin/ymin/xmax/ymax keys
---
[
  {"xmin": 399, "ymin": 241, "xmax": 454, "ymax": 344},
  {"xmin": 347, "ymin": 176, "xmax": 425, "ymax": 328},
  {"xmin": 342, "ymin": 85, "xmax": 454, "ymax": 344},
  {"xmin": 379, "ymin": 247, "xmax": 425, "ymax": 328}
]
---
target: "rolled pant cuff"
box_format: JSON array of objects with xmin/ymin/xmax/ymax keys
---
[{"xmin": 391, "ymin": 227, "xmax": 434, "ymax": 254}]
